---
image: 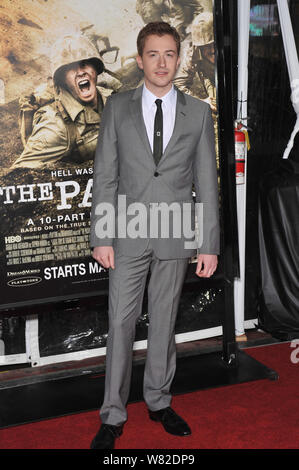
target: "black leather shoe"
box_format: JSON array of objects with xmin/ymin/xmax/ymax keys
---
[
  {"xmin": 148, "ymin": 407, "xmax": 191, "ymax": 436},
  {"xmin": 90, "ymin": 423, "xmax": 123, "ymax": 449}
]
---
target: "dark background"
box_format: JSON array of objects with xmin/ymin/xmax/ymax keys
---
[{"xmin": 243, "ymin": 0, "xmax": 299, "ymax": 323}]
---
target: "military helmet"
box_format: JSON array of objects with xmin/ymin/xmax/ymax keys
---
[
  {"xmin": 51, "ymin": 35, "xmax": 104, "ymax": 83},
  {"xmin": 191, "ymin": 12, "xmax": 214, "ymax": 47}
]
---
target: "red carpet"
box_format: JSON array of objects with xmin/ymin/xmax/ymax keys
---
[{"xmin": 0, "ymin": 342, "xmax": 299, "ymax": 449}]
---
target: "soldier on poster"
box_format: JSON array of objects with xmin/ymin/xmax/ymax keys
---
[
  {"xmin": 174, "ymin": 11, "xmax": 218, "ymax": 159},
  {"xmin": 174, "ymin": 11, "xmax": 216, "ymax": 111},
  {"xmin": 136, "ymin": 0, "xmax": 204, "ymax": 39},
  {"xmin": 11, "ymin": 35, "xmax": 109, "ymax": 169}
]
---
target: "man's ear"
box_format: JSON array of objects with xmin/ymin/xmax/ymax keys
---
[{"xmin": 136, "ymin": 55, "xmax": 144, "ymax": 70}]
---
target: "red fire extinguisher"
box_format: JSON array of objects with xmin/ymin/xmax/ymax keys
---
[{"xmin": 234, "ymin": 123, "xmax": 247, "ymax": 185}]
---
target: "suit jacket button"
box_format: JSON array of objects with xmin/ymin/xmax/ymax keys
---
[{"xmin": 154, "ymin": 171, "xmax": 160, "ymax": 177}]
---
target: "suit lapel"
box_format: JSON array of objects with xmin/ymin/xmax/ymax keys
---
[
  {"xmin": 160, "ymin": 87, "xmax": 186, "ymax": 163},
  {"xmin": 129, "ymin": 86, "xmax": 153, "ymax": 161}
]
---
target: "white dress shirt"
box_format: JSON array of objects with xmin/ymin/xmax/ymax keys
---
[{"xmin": 142, "ymin": 84, "xmax": 177, "ymax": 154}]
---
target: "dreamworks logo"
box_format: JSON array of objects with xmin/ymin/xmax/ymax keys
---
[
  {"xmin": 94, "ymin": 195, "xmax": 204, "ymax": 249},
  {"xmin": 290, "ymin": 340, "xmax": 299, "ymax": 364}
]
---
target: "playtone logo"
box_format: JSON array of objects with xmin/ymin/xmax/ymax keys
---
[
  {"xmin": 94, "ymin": 195, "xmax": 204, "ymax": 250},
  {"xmin": 7, "ymin": 276, "xmax": 42, "ymax": 287}
]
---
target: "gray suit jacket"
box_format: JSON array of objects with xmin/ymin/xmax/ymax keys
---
[{"xmin": 90, "ymin": 85, "xmax": 220, "ymax": 259}]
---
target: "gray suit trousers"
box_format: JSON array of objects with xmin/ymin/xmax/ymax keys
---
[{"xmin": 100, "ymin": 244, "xmax": 189, "ymax": 426}]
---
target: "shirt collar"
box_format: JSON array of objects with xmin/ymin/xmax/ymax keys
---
[{"xmin": 142, "ymin": 84, "xmax": 176, "ymax": 111}]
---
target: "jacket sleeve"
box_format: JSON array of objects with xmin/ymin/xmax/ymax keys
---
[
  {"xmin": 90, "ymin": 95, "xmax": 119, "ymax": 248},
  {"xmin": 193, "ymin": 103, "xmax": 220, "ymax": 255}
]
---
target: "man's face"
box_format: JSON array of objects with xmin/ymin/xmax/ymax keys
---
[
  {"xmin": 62, "ymin": 61, "xmax": 98, "ymax": 106},
  {"xmin": 136, "ymin": 34, "xmax": 180, "ymax": 97}
]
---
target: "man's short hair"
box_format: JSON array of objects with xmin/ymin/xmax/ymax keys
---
[{"xmin": 137, "ymin": 22, "xmax": 181, "ymax": 57}]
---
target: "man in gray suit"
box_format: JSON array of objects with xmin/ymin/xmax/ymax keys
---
[{"xmin": 90, "ymin": 21, "xmax": 220, "ymax": 449}]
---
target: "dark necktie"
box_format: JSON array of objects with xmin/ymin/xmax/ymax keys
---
[{"xmin": 153, "ymin": 99, "xmax": 163, "ymax": 165}]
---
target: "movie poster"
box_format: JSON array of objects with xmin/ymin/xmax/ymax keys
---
[{"xmin": 0, "ymin": 0, "xmax": 216, "ymax": 311}]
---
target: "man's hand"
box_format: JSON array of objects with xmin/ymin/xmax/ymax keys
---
[
  {"xmin": 196, "ymin": 254, "xmax": 218, "ymax": 278},
  {"xmin": 92, "ymin": 246, "xmax": 115, "ymax": 269}
]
